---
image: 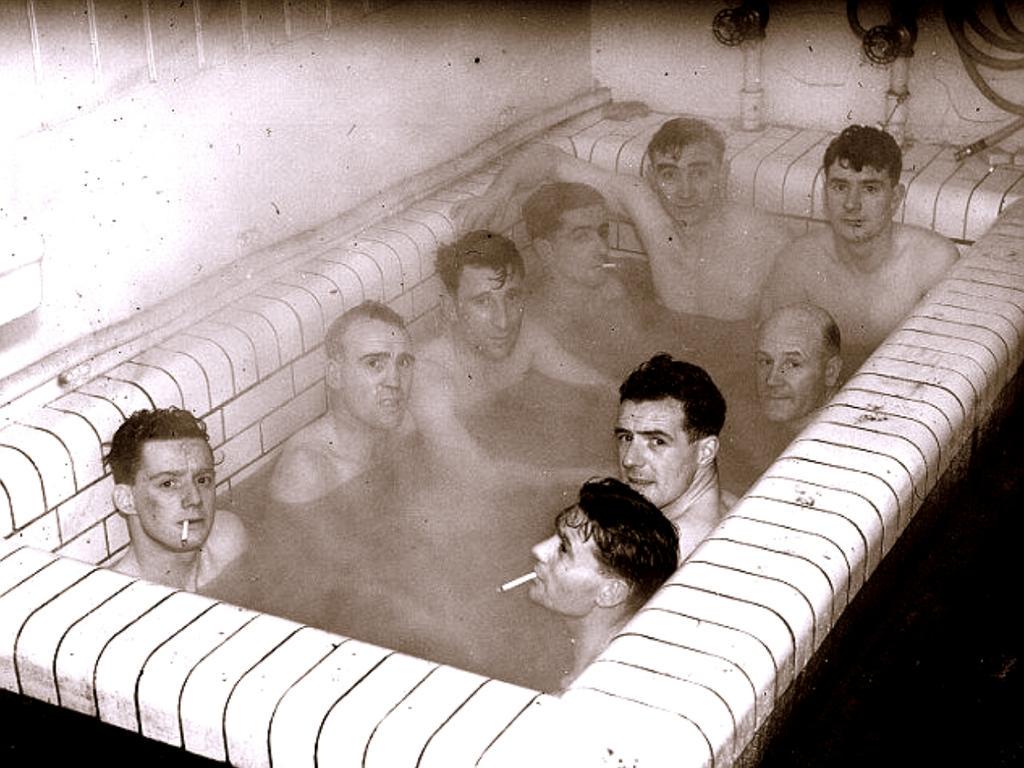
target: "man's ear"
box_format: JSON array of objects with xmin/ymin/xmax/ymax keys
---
[
  {"xmin": 825, "ymin": 354, "xmax": 843, "ymax": 389},
  {"xmin": 112, "ymin": 484, "xmax": 137, "ymax": 516},
  {"xmin": 596, "ymin": 577, "xmax": 629, "ymax": 609},
  {"xmin": 697, "ymin": 435, "xmax": 720, "ymax": 466}
]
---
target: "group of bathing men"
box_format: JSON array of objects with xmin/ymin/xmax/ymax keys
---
[{"xmin": 101, "ymin": 115, "xmax": 957, "ymax": 689}]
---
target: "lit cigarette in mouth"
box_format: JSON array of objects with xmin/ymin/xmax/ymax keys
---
[
  {"xmin": 180, "ymin": 519, "xmax": 189, "ymax": 546},
  {"xmin": 600, "ymin": 262, "xmax": 619, "ymax": 269},
  {"xmin": 498, "ymin": 572, "xmax": 537, "ymax": 593}
]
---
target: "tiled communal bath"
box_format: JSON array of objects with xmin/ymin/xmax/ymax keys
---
[{"xmin": 3, "ymin": 97, "xmax": 1024, "ymax": 766}]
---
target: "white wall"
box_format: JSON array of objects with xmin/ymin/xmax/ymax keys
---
[
  {"xmin": 0, "ymin": 0, "xmax": 593, "ymax": 383},
  {"xmin": 592, "ymin": 0, "xmax": 1024, "ymax": 147}
]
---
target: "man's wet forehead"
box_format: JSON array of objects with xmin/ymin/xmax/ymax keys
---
[
  {"xmin": 617, "ymin": 398, "xmax": 687, "ymax": 431},
  {"xmin": 342, "ymin": 318, "xmax": 411, "ymax": 355}
]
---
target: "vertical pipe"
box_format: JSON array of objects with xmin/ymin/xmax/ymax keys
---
[
  {"xmin": 239, "ymin": 0, "xmax": 251, "ymax": 56},
  {"xmin": 324, "ymin": 0, "xmax": 332, "ymax": 35},
  {"xmin": 86, "ymin": 0, "xmax": 101, "ymax": 84},
  {"xmin": 26, "ymin": 0, "xmax": 42, "ymax": 84},
  {"xmin": 740, "ymin": 38, "xmax": 765, "ymax": 131},
  {"xmin": 193, "ymin": 0, "xmax": 205, "ymax": 69},
  {"xmin": 141, "ymin": 0, "xmax": 157, "ymax": 82},
  {"xmin": 886, "ymin": 55, "xmax": 910, "ymax": 146},
  {"xmin": 283, "ymin": 0, "xmax": 292, "ymax": 40}
]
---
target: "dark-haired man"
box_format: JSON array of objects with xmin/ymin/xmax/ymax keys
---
[
  {"xmin": 411, "ymin": 229, "xmax": 614, "ymax": 477},
  {"xmin": 106, "ymin": 407, "xmax": 247, "ymax": 591},
  {"xmin": 529, "ymin": 477, "xmax": 679, "ymax": 690},
  {"xmin": 761, "ymin": 124, "xmax": 958, "ymax": 368},
  {"xmin": 615, "ymin": 353, "xmax": 729, "ymax": 560},
  {"xmin": 270, "ymin": 300, "xmax": 415, "ymax": 504},
  {"xmin": 521, "ymin": 182, "xmax": 645, "ymax": 365},
  {"xmin": 456, "ymin": 116, "xmax": 791, "ymax": 323}
]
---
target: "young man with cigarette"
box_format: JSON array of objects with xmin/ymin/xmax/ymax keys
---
[
  {"xmin": 519, "ymin": 182, "xmax": 643, "ymax": 362},
  {"xmin": 106, "ymin": 407, "xmax": 247, "ymax": 592},
  {"xmin": 524, "ymin": 477, "xmax": 679, "ymax": 690}
]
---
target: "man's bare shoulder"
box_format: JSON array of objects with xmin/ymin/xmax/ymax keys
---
[
  {"xmin": 270, "ymin": 419, "xmax": 348, "ymax": 503},
  {"xmin": 201, "ymin": 509, "xmax": 248, "ymax": 583},
  {"xmin": 896, "ymin": 222, "xmax": 960, "ymax": 265}
]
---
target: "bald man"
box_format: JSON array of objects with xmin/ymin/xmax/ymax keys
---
[
  {"xmin": 719, "ymin": 303, "xmax": 844, "ymax": 496},
  {"xmin": 756, "ymin": 302, "xmax": 843, "ymax": 433}
]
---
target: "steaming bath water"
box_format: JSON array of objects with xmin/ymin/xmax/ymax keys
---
[{"xmin": 208, "ymin": 262, "xmax": 776, "ymax": 692}]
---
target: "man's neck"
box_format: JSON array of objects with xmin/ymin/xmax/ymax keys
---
[
  {"xmin": 119, "ymin": 542, "xmax": 202, "ymax": 591},
  {"xmin": 561, "ymin": 607, "xmax": 631, "ymax": 687},
  {"xmin": 327, "ymin": 401, "xmax": 382, "ymax": 467},
  {"xmin": 831, "ymin": 225, "xmax": 896, "ymax": 274},
  {"xmin": 661, "ymin": 464, "xmax": 722, "ymax": 526}
]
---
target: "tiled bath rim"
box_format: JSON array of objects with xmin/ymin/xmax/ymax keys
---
[{"xmin": 2, "ymin": 102, "xmax": 1024, "ymax": 767}]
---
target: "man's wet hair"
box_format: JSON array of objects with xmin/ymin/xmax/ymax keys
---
[
  {"xmin": 522, "ymin": 182, "xmax": 607, "ymax": 242},
  {"xmin": 435, "ymin": 230, "xmax": 525, "ymax": 294},
  {"xmin": 325, "ymin": 300, "xmax": 406, "ymax": 361},
  {"xmin": 104, "ymin": 407, "xmax": 211, "ymax": 484},
  {"xmin": 619, "ymin": 353, "xmax": 726, "ymax": 440},
  {"xmin": 557, "ymin": 477, "xmax": 679, "ymax": 612},
  {"xmin": 823, "ymin": 125, "xmax": 902, "ymax": 186},
  {"xmin": 646, "ymin": 117, "xmax": 726, "ymax": 163}
]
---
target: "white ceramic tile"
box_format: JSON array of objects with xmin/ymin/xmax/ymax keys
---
[
  {"xmin": 290, "ymin": 346, "xmax": 327, "ymax": 395},
  {"xmin": 209, "ymin": 307, "xmax": 282, "ymax": 379},
  {"xmin": 56, "ymin": 522, "xmax": 109, "ymax": 565},
  {"xmin": 257, "ymin": 282, "xmax": 326, "ymax": 352},
  {"xmin": 260, "ymin": 382, "xmax": 325, "ymax": 452},
  {"xmin": 314, "ymin": 653, "xmax": 438, "ymax": 767},
  {"xmin": 0, "ymin": 445, "xmax": 46, "ymax": 529},
  {"xmin": 56, "ymin": 579, "xmax": 175, "ymax": 716},
  {"xmin": 77, "ymin": 376, "xmax": 153, "ymax": 422},
  {"xmin": 187, "ymin": 321, "xmax": 260, "ymax": 392},
  {"xmin": 754, "ymin": 129, "xmax": 828, "ymax": 215},
  {"xmin": 138, "ymin": 602, "xmax": 259, "ymax": 746},
  {"xmin": 17, "ymin": 567, "xmax": 129, "ymax": 705},
  {"xmin": 0, "ymin": 556, "xmax": 96, "ymax": 692},
  {"xmin": 221, "ymin": 368, "xmax": 292, "ymax": 439},
  {"xmin": 14, "ymin": 408, "xmax": 104, "ymax": 493},
  {"xmin": 233, "ymin": 295, "xmax": 304, "ymax": 366},
  {"xmin": 266, "ymin": 638, "xmax": 393, "ymax": 768},
  {"xmin": 106, "ymin": 361, "xmax": 184, "ymax": 410},
  {"xmin": 95, "ymin": 590, "xmax": 214, "ymax": 731},
  {"xmin": 158, "ymin": 334, "xmax": 235, "ymax": 408},
  {"xmin": 624, "ymin": 606, "xmax": 776, "ymax": 724},
  {"xmin": 131, "ymin": 348, "xmax": 212, "ymax": 415},
  {"xmin": 570, "ymin": 656, "xmax": 738, "ymax": 765},
  {"xmin": 416, "ymin": 680, "xmax": 541, "ymax": 768},
  {"xmin": 0, "ymin": 424, "xmax": 75, "ymax": 511},
  {"xmin": 179, "ymin": 613, "xmax": 305, "ymax": 762}
]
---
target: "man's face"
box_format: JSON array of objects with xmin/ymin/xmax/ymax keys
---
[
  {"xmin": 615, "ymin": 398, "xmax": 702, "ymax": 510},
  {"xmin": 118, "ymin": 438, "xmax": 216, "ymax": 552},
  {"xmin": 329, "ymin": 317, "xmax": 414, "ymax": 430},
  {"xmin": 756, "ymin": 312, "xmax": 838, "ymax": 424},
  {"xmin": 538, "ymin": 204, "xmax": 611, "ymax": 290},
  {"xmin": 451, "ymin": 265, "xmax": 525, "ymax": 361},
  {"xmin": 647, "ymin": 140, "xmax": 724, "ymax": 227},
  {"xmin": 529, "ymin": 510, "xmax": 616, "ymax": 618},
  {"xmin": 823, "ymin": 160, "xmax": 903, "ymax": 245}
]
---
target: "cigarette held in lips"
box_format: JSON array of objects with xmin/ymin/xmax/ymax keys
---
[
  {"xmin": 600, "ymin": 262, "xmax": 619, "ymax": 269},
  {"xmin": 498, "ymin": 572, "xmax": 537, "ymax": 593},
  {"xmin": 180, "ymin": 519, "xmax": 189, "ymax": 545}
]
